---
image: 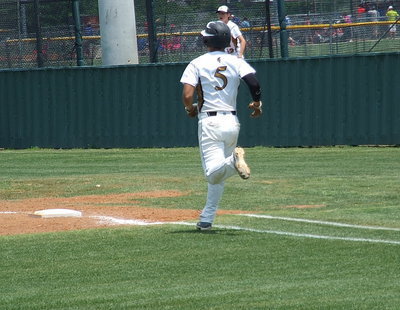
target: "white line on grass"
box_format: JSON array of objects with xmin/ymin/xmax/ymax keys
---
[
  {"xmin": 238, "ymin": 214, "xmax": 400, "ymax": 232},
  {"xmin": 89, "ymin": 218, "xmax": 400, "ymax": 245},
  {"xmin": 91, "ymin": 216, "xmax": 164, "ymax": 226},
  {"xmin": 169, "ymin": 222, "xmax": 400, "ymax": 245},
  {"xmin": 11, "ymin": 211, "xmax": 394, "ymax": 245}
]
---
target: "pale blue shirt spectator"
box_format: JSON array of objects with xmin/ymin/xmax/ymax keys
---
[{"xmin": 241, "ymin": 17, "xmax": 250, "ymax": 28}]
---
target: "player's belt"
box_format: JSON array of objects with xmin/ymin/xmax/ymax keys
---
[{"xmin": 206, "ymin": 111, "xmax": 236, "ymax": 116}]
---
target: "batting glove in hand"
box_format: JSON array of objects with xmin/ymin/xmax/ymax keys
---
[
  {"xmin": 248, "ymin": 101, "xmax": 262, "ymax": 118},
  {"xmin": 185, "ymin": 103, "xmax": 198, "ymax": 118}
]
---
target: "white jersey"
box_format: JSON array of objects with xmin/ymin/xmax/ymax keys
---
[
  {"xmin": 180, "ymin": 51, "xmax": 256, "ymax": 112},
  {"xmin": 225, "ymin": 20, "xmax": 242, "ymax": 55}
]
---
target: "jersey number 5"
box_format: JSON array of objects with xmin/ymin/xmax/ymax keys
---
[{"xmin": 214, "ymin": 66, "xmax": 228, "ymax": 91}]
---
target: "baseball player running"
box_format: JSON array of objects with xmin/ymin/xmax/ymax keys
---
[{"xmin": 180, "ymin": 21, "xmax": 262, "ymax": 231}]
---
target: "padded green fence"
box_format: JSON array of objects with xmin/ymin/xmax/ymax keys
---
[{"xmin": 0, "ymin": 53, "xmax": 399, "ymax": 148}]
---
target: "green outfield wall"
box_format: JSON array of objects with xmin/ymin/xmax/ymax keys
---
[{"xmin": 0, "ymin": 53, "xmax": 399, "ymax": 148}]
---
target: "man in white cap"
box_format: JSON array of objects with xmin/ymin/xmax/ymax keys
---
[
  {"xmin": 216, "ymin": 5, "xmax": 247, "ymax": 58},
  {"xmin": 386, "ymin": 5, "xmax": 399, "ymax": 38}
]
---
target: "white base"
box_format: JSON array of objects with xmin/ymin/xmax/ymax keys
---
[{"xmin": 33, "ymin": 209, "xmax": 82, "ymax": 218}]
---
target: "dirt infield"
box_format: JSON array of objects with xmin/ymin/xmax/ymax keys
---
[{"xmin": 0, "ymin": 190, "xmax": 245, "ymax": 236}]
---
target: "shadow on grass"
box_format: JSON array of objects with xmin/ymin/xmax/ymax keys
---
[{"xmin": 168, "ymin": 229, "xmax": 240, "ymax": 236}]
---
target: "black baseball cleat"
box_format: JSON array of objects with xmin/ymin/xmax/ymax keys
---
[{"xmin": 196, "ymin": 222, "xmax": 212, "ymax": 231}]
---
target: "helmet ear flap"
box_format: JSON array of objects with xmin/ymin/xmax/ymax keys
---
[{"xmin": 203, "ymin": 37, "xmax": 209, "ymax": 47}]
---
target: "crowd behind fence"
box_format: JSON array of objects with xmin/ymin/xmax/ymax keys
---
[{"xmin": 0, "ymin": 0, "xmax": 399, "ymax": 69}]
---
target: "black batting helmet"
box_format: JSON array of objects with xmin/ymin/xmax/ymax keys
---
[{"xmin": 201, "ymin": 21, "xmax": 231, "ymax": 49}]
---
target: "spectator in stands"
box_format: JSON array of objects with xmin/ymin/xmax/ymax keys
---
[
  {"xmin": 357, "ymin": 3, "xmax": 368, "ymax": 21},
  {"xmin": 284, "ymin": 15, "xmax": 297, "ymax": 46},
  {"xmin": 368, "ymin": 5, "xmax": 379, "ymax": 21},
  {"xmin": 343, "ymin": 14, "xmax": 352, "ymax": 23},
  {"xmin": 356, "ymin": 3, "xmax": 368, "ymax": 39},
  {"xmin": 216, "ymin": 5, "xmax": 247, "ymax": 58},
  {"xmin": 386, "ymin": 6, "xmax": 399, "ymax": 39},
  {"xmin": 332, "ymin": 20, "xmax": 344, "ymax": 42},
  {"xmin": 377, "ymin": 3, "xmax": 387, "ymax": 18},
  {"xmin": 285, "ymin": 15, "xmax": 292, "ymax": 26},
  {"xmin": 305, "ymin": 17, "xmax": 313, "ymax": 43},
  {"xmin": 84, "ymin": 23, "xmax": 94, "ymax": 36},
  {"xmin": 241, "ymin": 17, "xmax": 251, "ymax": 28},
  {"xmin": 367, "ymin": 5, "xmax": 379, "ymax": 38},
  {"xmin": 231, "ymin": 14, "xmax": 241, "ymax": 26},
  {"xmin": 137, "ymin": 37, "xmax": 148, "ymax": 55},
  {"xmin": 83, "ymin": 23, "xmax": 94, "ymax": 59},
  {"xmin": 313, "ymin": 28, "xmax": 329, "ymax": 43},
  {"xmin": 342, "ymin": 14, "xmax": 353, "ymax": 41},
  {"xmin": 161, "ymin": 24, "xmax": 181, "ymax": 50}
]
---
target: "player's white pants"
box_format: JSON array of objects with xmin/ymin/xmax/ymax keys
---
[{"xmin": 197, "ymin": 112, "xmax": 240, "ymax": 223}]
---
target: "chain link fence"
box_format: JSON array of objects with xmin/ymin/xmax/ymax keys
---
[
  {"xmin": 1, "ymin": 0, "xmax": 400, "ymax": 69},
  {"xmin": 0, "ymin": 0, "xmax": 88, "ymax": 68}
]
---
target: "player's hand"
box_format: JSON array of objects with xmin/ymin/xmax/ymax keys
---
[
  {"xmin": 248, "ymin": 101, "xmax": 262, "ymax": 118},
  {"xmin": 185, "ymin": 103, "xmax": 198, "ymax": 118}
]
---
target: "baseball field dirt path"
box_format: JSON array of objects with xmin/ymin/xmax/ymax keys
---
[{"xmin": 0, "ymin": 190, "xmax": 245, "ymax": 236}]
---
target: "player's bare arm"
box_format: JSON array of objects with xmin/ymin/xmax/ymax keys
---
[
  {"xmin": 237, "ymin": 35, "xmax": 246, "ymax": 58},
  {"xmin": 182, "ymin": 83, "xmax": 197, "ymax": 117}
]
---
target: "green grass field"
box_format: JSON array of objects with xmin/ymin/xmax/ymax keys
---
[{"xmin": 1, "ymin": 147, "xmax": 399, "ymax": 309}]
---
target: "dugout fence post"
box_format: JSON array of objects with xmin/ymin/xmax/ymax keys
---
[
  {"xmin": 72, "ymin": 0, "xmax": 84, "ymax": 66},
  {"xmin": 33, "ymin": 0, "xmax": 44, "ymax": 67},
  {"xmin": 264, "ymin": 0, "xmax": 274, "ymax": 58},
  {"xmin": 277, "ymin": 0, "xmax": 288, "ymax": 58},
  {"xmin": 146, "ymin": 0, "xmax": 158, "ymax": 63}
]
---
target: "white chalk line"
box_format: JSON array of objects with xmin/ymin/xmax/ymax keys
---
[
  {"xmin": 166, "ymin": 222, "xmax": 400, "ymax": 245},
  {"xmin": 3, "ymin": 211, "xmax": 399, "ymax": 245},
  {"xmin": 237, "ymin": 214, "xmax": 400, "ymax": 232},
  {"xmin": 90, "ymin": 216, "xmax": 164, "ymax": 226}
]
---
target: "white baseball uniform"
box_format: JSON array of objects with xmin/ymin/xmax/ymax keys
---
[
  {"xmin": 180, "ymin": 50, "xmax": 256, "ymax": 224},
  {"xmin": 225, "ymin": 20, "xmax": 243, "ymax": 55}
]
